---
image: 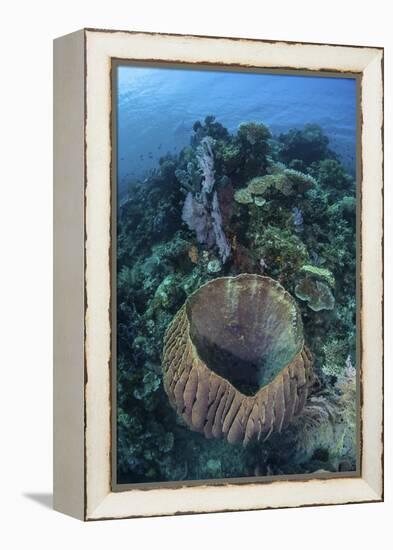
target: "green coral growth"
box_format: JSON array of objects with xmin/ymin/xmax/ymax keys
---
[
  {"xmin": 237, "ymin": 121, "xmax": 271, "ymax": 146},
  {"xmin": 254, "ymin": 196, "xmax": 267, "ymax": 207},
  {"xmin": 300, "ymin": 265, "xmax": 335, "ymax": 288},
  {"xmin": 283, "ymin": 169, "xmax": 317, "ymax": 193},
  {"xmin": 295, "ymin": 277, "xmax": 335, "ymax": 312},
  {"xmin": 234, "ymin": 168, "xmax": 316, "ymax": 207},
  {"xmin": 322, "ymin": 339, "xmax": 350, "ymax": 377},
  {"xmin": 253, "ymin": 226, "xmax": 309, "ymax": 280},
  {"xmin": 310, "ymin": 159, "xmax": 353, "ymax": 195},
  {"xmin": 278, "ymin": 123, "xmax": 336, "ymax": 167},
  {"xmin": 247, "ymin": 175, "xmax": 273, "ymax": 195},
  {"xmin": 234, "ymin": 187, "xmax": 254, "ymax": 204},
  {"xmin": 117, "ymin": 117, "xmax": 357, "ymax": 483}
]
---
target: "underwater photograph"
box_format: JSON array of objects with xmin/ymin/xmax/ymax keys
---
[{"xmin": 114, "ymin": 63, "xmax": 358, "ymax": 486}]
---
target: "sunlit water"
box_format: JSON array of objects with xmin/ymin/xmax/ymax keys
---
[{"xmin": 117, "ymin": 65, "xmax": 357, "ymax": 192}]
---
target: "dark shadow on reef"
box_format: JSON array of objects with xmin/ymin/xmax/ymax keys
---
[{"xmin": 117, "ymin": 116, "xmax": 357, "ymax": 484}]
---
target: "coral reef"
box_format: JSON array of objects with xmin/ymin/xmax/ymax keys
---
[
  {"xmin": 300, "ymin": 265, "xmax": 335, "ymax": 288},
  {"xmin": 295, "ymin": 277, "xmax": 335, "ymax": 312},
  {"xmin": 288, "ymin": 362, "xmax": 357, "ymax": 470},
  {"xmin": 295, "ymin": 264, "xmax": 335, "ymax": 312},
  {"xmin": 117, "ymin": 116, "xmax": 357, "ymax": 483},
  {"xmin": 162, "ymin": 275, "xmax": 313, "ymax": 445},
  {"xmin": 292, "ymin": 207, "xmax": 304, "ymax": 232},
  {"xmin": 234, "ymin": 168, "xmax": 316, "ymax": 209},
  {"xmin": 278, "ymin": 123, "xmax": 336, "ymax": 167}
]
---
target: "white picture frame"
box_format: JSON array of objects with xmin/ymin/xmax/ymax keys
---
[{"xmin": 53, "ymin": 28, "xmax": 383, "ymax": 521}]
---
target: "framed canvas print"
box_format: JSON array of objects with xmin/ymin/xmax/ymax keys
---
[{"xmin": 53, "ymin": 28, "xmax": 384, "ymax": 520}]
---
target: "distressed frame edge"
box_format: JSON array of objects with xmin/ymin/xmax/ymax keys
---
[{"xmin": 82, "ymin": 29, "xmax": 383, "ymax": 521}]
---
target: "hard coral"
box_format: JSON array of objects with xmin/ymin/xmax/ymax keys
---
[
  {"xmin": 300, "ymin": 265, "xmax": 335, "ymax": 288},
  {"xmin": 322, "ymin": 339, "xmax": 349, "ymax": 377},
  {"xmin": 283, "ymin": 169, "xmax": 316, "ymax": 193},
  {"xmin": 235, "ymin": 169, "xmax": 316, "ymax": 206},
  {"xmin": 295, "ymin": 277, "xmax": 335, "ymax": 312},
  {"xmin": 236, "ymin": 122, "xmax": 272, "ymax": 177},
  {"xmin": 278, "ymin": 124, "xmax": 336, "ymax": 166},
  {"xmin": 238, "ymin": 122, "xmax": 271, "ymax": 146},
  {"xmin": 247, "ymin": 175, "xmax": 275, "ymax": 195},
  {"xmin": 234, "ymin": 187, "xmax": 253, "ymax": 205}
]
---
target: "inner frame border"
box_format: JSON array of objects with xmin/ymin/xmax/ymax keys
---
[{"xmin": 109, "ymin": 58, "xmax": 363, "ymax": 493}]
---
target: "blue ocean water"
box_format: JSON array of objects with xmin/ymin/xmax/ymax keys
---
[{"xmin": 117, "ymin": 65, "xmax": 357, "ymax": 192}]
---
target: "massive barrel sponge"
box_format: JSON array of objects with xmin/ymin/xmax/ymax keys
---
[{"xmin": 162, "ymin": 274, "xmax": 313, "ymax": 446}]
